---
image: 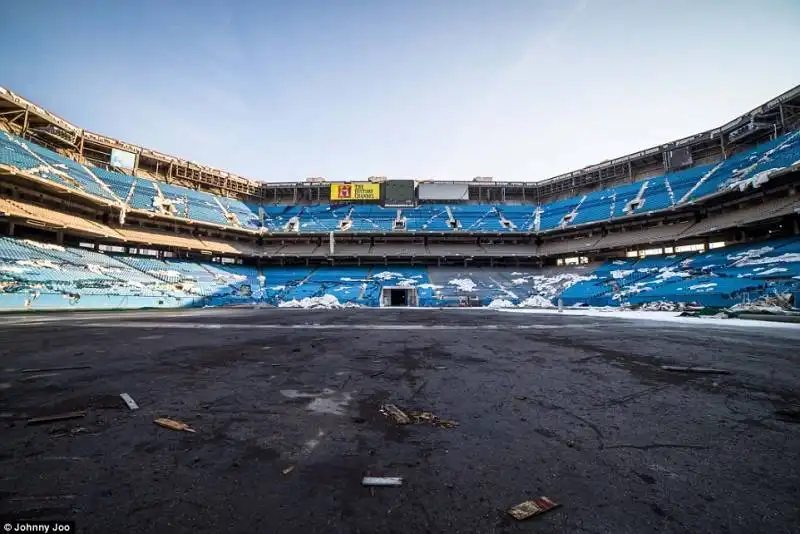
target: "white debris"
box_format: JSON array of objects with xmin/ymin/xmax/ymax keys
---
[
  {"xmin": 418, "ymin": 283, "xmax": 443, "ymax": 289},
  {"xmin": 727, "ymin": 167, "xmax": 785, "ymax": 192},
  {"xmin": 362, "ymin": 476, "xmax": 403, "ymax": 487},
  {"xmin": 487, "ymin": 298, "xmax": 516, "ymax": 309},
  {"xmin": 120, "ymin": 393, "xmax": 139, "ymax": 410},
  {"xmin": 448, "ymin": 278, "xmax": 477, "ymax": 292}
]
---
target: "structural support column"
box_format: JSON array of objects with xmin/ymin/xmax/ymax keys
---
[
  {"xmin": 21, "ymin": 108, "xmax": 29, "ymax": 137},
  {"xmin": 779, "ymin": 103, "xmax": 786, "ymax": 130}
]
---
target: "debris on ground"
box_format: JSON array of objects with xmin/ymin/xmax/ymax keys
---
[
  {"xmin": 154, "ymin": 418, "xmax": 196, "ymax": 433},
  {"xmin": 282, "ymin": 466, "xmax": 295, "ymax": 475},
  {"xmin": 660, "ymin": 365, "xmax": 731, "ymax": 374},
  {"xmin": 639, "ymin": 301, "xmax": 686, "ymax": 312},
  {"xmin": 362, "ymin": 476, "xmax": 403, "ymax": 487},
  {"xmin": 380, "ymin": 404, "xmax": 458, "ymax": 428},
  {"xmin": 508, "ymin": 496, "xmax": 562, "ymax": 520},
  {"xmin": 19, "ymin": 365, "xmax": 92, "ymax": 373},
  {"xmin": 120, "ymin": 393, "xmax": 139, "ymax": 410},
  {"xmin": 380, "ymin": 404, "xmax": 411, "ymax": 424},
  {"xmin": 27, "ymin": 411, "xmax": 87, "ymax": 425},
  {"xmin": 728, "ymin": 293, "xmax": 794, "ymax": 314},
  {"xmin": 408, "ymin": 410, "xmax": 458, "ymax": 428}
]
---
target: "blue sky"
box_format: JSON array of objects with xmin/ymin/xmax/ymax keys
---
[{"xmin": 1, "ymin": 0, "xmax": 799, "ymax": 183}]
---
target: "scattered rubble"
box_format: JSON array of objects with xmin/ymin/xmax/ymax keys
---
[
  {"xmin": 508, "ymin": 496, "xmax": 561, "ymax": 520},
  {"xmin": 362, "ymin": 476, "xmax": 403, "ymax": 487},
  {"xmin": 27, "ymin": 411, "xmax": 87, "ymax": 425},
  {"xmin": 154, "ymin": 418, "xmax": 196, "ymax": 433},
  {"xmin": 282, "ymin": 466, "xmax": 295, "ymax": 475},
  {"xmin": 728, "ymin": 293, "xmax": 794, "ymax": 314},
  {"xmin": 660, "ymin": 365, "xmax": 731, "ymax": 375},
  {"xmin": 120, "ymin": 393, "xmax": 139, "ymax": 410},
  {"xmin": 380, "ymin": 404, "xmax": 458, "ymax": 428},
  {"xmin": 639, "ymin": 301, "xmax": 686, "ymax": 312},
  {"xmin": 19, "ymin": 365, "xmax": 92, "ymax": 373},
  {"xmin": 380, "ymin": 404, "xmax": 411, "ymax": 424}
]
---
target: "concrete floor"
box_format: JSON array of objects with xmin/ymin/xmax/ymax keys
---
[{"xmin": 1, "ymin": 308, "xmax": 799, "ymax": 533}]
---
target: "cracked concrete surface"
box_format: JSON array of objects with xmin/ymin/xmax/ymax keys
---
[{"xmin": 0, "ymin": 308, "xmax": 799, "ymax": 533}]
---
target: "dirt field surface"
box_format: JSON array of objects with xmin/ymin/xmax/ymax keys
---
[{"xmin": 1, "ymin": 308, "xmax": 799, "ymax": 533}]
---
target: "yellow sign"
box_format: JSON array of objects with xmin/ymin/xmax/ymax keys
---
[{"xmin": 330, "ymin": 182, "xmax": 380, "ymax": 201}]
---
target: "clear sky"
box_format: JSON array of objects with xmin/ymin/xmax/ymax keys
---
[{"xmin": 1, "ymin": 0, "xmax": 799, "ymax": 183}]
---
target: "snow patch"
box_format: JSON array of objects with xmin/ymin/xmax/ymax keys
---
[
  {"xmin": 0, "ymin": 265, "xmax": 27, "ymax": 273},
  {"xmin": 22, "ymin": 240, "xmax": 66, "ymax": 252},
  {"xmin": 448, "ymin": 278, "xmax": 477, "ymax": 292},
  {"xmin": 147, "ymin": 269, "xmax": 183, "ymax": 278},
  {"xmin": 756, "ymin": 267, "xmax": 789, "ymax": 276},
  {"xmin": 735, "ymin": 253, "xmax": 800, "ymax": 267},
  {"xmin": 278, "ymin": 295, "xmax": 361, "ymax": 309},
  {"xmin": 518, "ymin": 295, "xmax": 556, "ymax": 308},
  {"xmin": 688, "ymin": 283, "xmax": 717, "ymax": 291},
  {"xmin": 18, "ymin": 259, "xmax": 62, "ymax": 271},
  {"xmin": 372, "ymin": 271, "xmax": 404, "ymax": 281},
  {"xmin": 655, "ymin": 268, "xmax": 692, "ymax": 281},
  {"xmin": 611, "ymin": 270, "xmax": 634, "ymax": 279},
  {"xmin": 729, "ymin": 246, "xmax": 773, "ymax": 264},
  {"xmin": 487, "ymin": 298, "xmax": 516, "ymax": 309}
]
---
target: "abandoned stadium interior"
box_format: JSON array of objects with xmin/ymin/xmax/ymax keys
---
[{"xmin": 1, "ymin": 84, "xmax": 800, "ymax": 311}]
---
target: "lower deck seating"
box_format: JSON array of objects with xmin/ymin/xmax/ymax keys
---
[{"xmin": 1, "ymin": 235, "xmax": 799, "ymax": 310}]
